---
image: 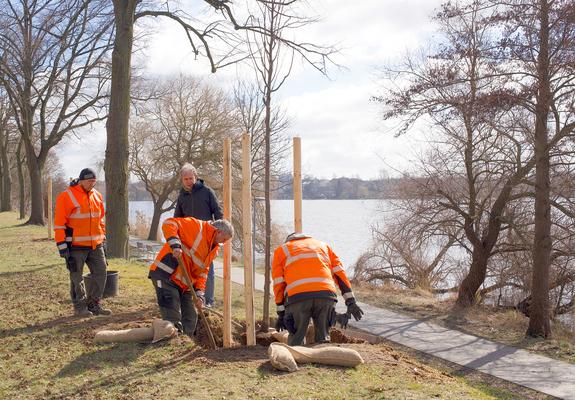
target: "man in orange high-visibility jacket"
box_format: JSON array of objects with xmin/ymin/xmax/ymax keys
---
[
  {"xmin": 54, "ymin": 168, "xmax": 111, "ymax": 317},
  {"xmin": 272, "ymin": 233, "xmax": 364, "ymax": 346},
  {"xmin": 149, "ymin": 217, "xmax": 234, "ymax": 336}
]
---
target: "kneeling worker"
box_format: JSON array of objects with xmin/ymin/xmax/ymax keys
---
[
  {"xmin": 272, "ymin": 233, "xmax": 364, "ymax": 346},
  {"xmin": 149, "ymin": 217, "xmax": 234, "ymax": 336}
]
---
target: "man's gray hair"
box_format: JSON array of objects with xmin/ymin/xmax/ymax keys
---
[
  {"xmin": 180, "ymin": 162, "xmax": 197, "ymax": 177},
  {"xmin": 212, "ymin": 219, "xmax": 234, "ymax": 238}
]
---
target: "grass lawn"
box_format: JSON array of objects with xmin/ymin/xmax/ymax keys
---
[{"xmin": 0, "ymin": 211, "xmax": 547, "ymax": 399}]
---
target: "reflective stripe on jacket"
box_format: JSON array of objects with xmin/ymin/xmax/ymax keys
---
[
  {"xmin": 271, "ymin": 236, "xmax": 355, "ymax": 311},
  {"xmin": 54, "ymin": 184, "xmax": 105, "ymax": 250},
  {"xmin": 149, "ymin": 217, "xmax": 220, "ymax": 292}
]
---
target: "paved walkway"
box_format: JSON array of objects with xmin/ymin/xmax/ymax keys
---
[
  {"xmin": 128, "ymin": 237, "xmax": 574, "ymax": 400},
  {"xmin": 213, "ymin": 262, "xmax": 575, "ymax": 400}
]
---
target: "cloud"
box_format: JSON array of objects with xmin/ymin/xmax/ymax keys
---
[
  {"xmin": 281, "ymin": 82, "xmax": 425, "ymax": 179},
  {"xmin": 55, "ymin": 0, "xmax": 444, "ymax": 180}
]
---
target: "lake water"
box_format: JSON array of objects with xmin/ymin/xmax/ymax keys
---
[{"xmin": 129, "ymin": 199, "xmax": 386, "ymax": 270}]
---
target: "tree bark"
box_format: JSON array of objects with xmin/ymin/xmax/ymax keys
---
[
  {"xmin": 24, "ymin": 140, "xmax": 44, "ymax": 225},
  {"xmin": 0, "ymin": 144, "xmax": 11, "ymax": 211},
  {"xmin": 527, "ymin": 0, "xmax": 552, "ymax": 338},
  {"xmin": 147, "ymin": 200, "xmax": 164, "ymax": 241},
  {"xmin": 456, "ymin": 248, "xmax": 490, "ymax": 307},
  {"xmin": 16, "ymin": 141, "xmax": 26, "ymax": 219},
  {"xmin": 263, "ymin": 112, "xmax": 271, "ymax": 329},
  {"xmin": 0, "ymin": 128, "xmax": 11, "ymax": 211},
  {"xmin": 105, "ymin": 0, "xmax": 137, "ymax": 258}
]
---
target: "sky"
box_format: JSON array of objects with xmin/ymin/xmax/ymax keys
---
[{"xmin": 56, "ymin": 0, "xmax": 445, "ymax": 181}]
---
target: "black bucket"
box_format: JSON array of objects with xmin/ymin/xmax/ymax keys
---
[{"xmin": 84, "ymin": 270, "xmax": 119, "ymax": 298}]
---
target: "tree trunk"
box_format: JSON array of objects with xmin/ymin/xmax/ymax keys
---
[
  {"xmin": 16, "ymin": 141, "xmax": 26, "ymax": 219},
  {"xmin": 263, "ymin": 115, "xmax": 271, "ymax": 329},
  {"xmin": 262, "ymin": 10, "xmax": 277, "ymax": 329},
  {"xmin": 24, "ymin": 140, "xmax": 44, "ymax": 225},
  {"xmin": 527, "ymin": 0, "xmax": 551, "ymax": 338},
  {"xmin": 147, "ymin": 201, "xmax": 163, "ymax": 241},
  {"xmin": 456, "ymin": 248, "xmax": 490, "ymax": 307},
  {"xmin": 0, "ymin": 135, "xmax": 12, "ymax": 211},
  {"xmin": 104, "ymin": 0, "xmax": 137, "ymax": 258}
]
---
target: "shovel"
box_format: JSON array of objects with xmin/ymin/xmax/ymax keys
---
[{"xmin": 176, "ymin": 254, "xmax": 217, "ymax": 349}]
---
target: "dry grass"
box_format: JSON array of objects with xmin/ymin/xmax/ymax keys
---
[
  {"xmin": 0, "ymin": 212, "xmax": 541, "ymax": 399},
  {"xmin": 353, "ymin": 281, "xmax": 575, "ymax": 364}
]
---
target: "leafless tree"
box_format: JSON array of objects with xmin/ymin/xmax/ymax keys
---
[
  {"xmin": 0, "ymin": 0, "xmax": 113, "ymax": 225},
  {"xmin": 246, "ymin": 0, "xmax": 336, "ymax": 328},
  {"xmin": 490, "ymin": 0, "xmax": 575, "ymax": 337},
  {"xmin": 106, "ymin": 0, "xmax": 335, "ymax": 257},
  {"xmin": 375, "ymin": 0, "xmax": 534, "ymax": 308},
  {"xmin": 353, "ymin": 208, "xmax": 462, "ymax": 292},
  {"xmin": 375, "ymin": 1, "xmax": 575, "ymax": 326},
  {"xmin": 129, "ymin": 75, "xmax": 235, "ymax": 240}
]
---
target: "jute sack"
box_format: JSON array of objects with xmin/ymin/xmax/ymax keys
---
[
  {"xmin": 268, "ymin": 342, "xmax": 298, "ymax": 372},
  {"xmin": 94, "ymin": 319, "xmax": 177, "ymax": 344},
  {"xmin": 151, "ymin": 319, "xmax": 178, "ymax": 343},
  {"xmin": 276, "ymin": 342, "xmax": 364, "ymax": 368},
  {"xmin": 270, "ymin": 330, "xmax": 289, "ymax": 344},
  {"xmin": 270, "ymin": 324, "xmax": 315, "ymax": 344}
]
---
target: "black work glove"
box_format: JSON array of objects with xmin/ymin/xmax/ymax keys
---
[
  {"xmin": 335, "ymin": 312, "xmax": 350, "ymax": 329},
  {"xmin": 58, "ymin": 247, "xmax": 69, "ymax": 258},
  {"xmin": 346, "ymin": 301, "xmax": 364, "ymax": 321},
  {"xmin": 275, "ymin": 311, "xmax": 287, "ymax": 331},
  {"xmin": 284, "ymin": 313, "xmax": 296, "ymax": 334},
  {"xmin": 65, "ymin": 256, "xmax": 77, "ymax": 273}
]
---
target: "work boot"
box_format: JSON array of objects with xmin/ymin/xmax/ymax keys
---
[
  {"xmin": 74, "ymin": 307, "xmax": 93, "ymax": 318},
  {"xmin": 88, "ymin": 299, "xmax": 112, "ymax": 316}
]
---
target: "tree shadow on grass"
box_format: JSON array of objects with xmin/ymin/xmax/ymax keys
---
[
  {"xmin": 45, "ymin": 342, "xmax": 217, "ymax": 399},
  {"xmin": 0, "ymin": 308, "xmax": 158, "ymax": 340},
  {"xmin": 0, "ymin": 263, "xmax": 60, "ymax": 277},
  {"xmin": 56, "ymin": 342, "xmax": 149, "ymax": 377}
]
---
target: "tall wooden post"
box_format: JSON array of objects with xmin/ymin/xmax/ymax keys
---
[
  {"xmin": 242, "ymin": 133, "xmax": 256, "ymax": 345},
  {"xmin": 47, "ymin": 177, "xmax": 53, "ymax": 239},
  {"xmin": 223, "ymin": 138, "xmax": 232, "ymax": 348},
  {"xmin": 293, "ymin": 137, "xmax": 302, "ymax": 233}
]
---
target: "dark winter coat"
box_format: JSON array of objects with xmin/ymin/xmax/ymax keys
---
[{"xmin": 173, "ymin": 179, "xmax": 223, "ymax": 221}]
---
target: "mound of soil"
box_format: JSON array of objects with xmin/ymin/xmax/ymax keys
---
[{"xmin": 194, "ymin": 313, "xmax": 367, "ymax": 349}]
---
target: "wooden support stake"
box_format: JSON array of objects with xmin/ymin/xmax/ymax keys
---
[
  {"xmin": 223, "ymin": 138, "xmax": 232, "ymax": 348},
  {"xmin": 293, "ymin": 137, "xmax": 302, "ymax": 233},
  {"xmin": 47, "ymin": 177, "xmax": 53, "ymax": 239},
  {"xmin": 242, "ymin": 133, "xmax": 256, "ymax": 346}
]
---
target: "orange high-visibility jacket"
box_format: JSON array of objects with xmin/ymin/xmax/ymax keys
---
[
  {"xmin": 54, "ymin": 183, "xmax": 105, "ymax": 252},
  {"xmin": 272, "ymin": 235, "xmax": 356, "ymax": 312},
  {"xmin": 148, "ymin": 217, "xmax": 220, "ymax": 293}
]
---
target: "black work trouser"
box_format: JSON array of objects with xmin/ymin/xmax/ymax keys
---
[
  {"xmin": 152, "ymin": 279, "xmax": 198, "ymax": 336},
  {"xmin": 69, "ymin": 246, "xmax": 107, "ymax": 310},
  {"xmin": 286, "ymin": 298, "xmax": 336, "ymax": 346}
]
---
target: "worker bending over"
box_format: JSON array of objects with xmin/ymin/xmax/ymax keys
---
[
  {"xmin": 149, "ymin": 217, "xmax": 233, "ymax": 336},
  {"xmin": 272, "ymin": 233, "xmax": 364, "ymax": 346}
]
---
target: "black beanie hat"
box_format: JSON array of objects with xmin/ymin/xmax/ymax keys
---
[{"xmin": 79, "ymin": 168, "xmax": 96, "ymax": 180}]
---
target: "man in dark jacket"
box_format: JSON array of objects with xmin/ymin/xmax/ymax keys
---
[{"xmin": 174, "ymin": 163, "xmax": 223, "ymax": 307}]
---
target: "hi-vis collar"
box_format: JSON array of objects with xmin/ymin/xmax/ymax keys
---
[{"xmin": 285, "ymin": 232, "xmax": 311, "ymax": 243}]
